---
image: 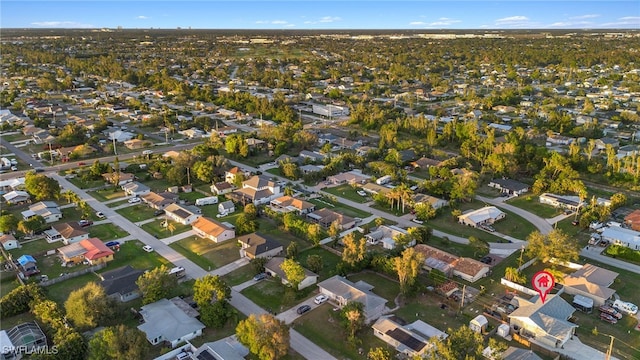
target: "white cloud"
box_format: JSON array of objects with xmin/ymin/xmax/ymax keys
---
[
  {"xmin": 570, "ymin": 14, "xmax": 600, "ymax": 20},
  {"xmin": 428, "ymin": 17, "xmax": 461, "ymax": 27},
  {"xmin": 409, "ymin": 21, "xmax": 427, "ymax": 26},
  {"xmin": 304, "ymin": 16, "xmax": 342, "ymax": 25},
  {"xmin": 255, "ymin": 20, "xmax": 268, "ymax": 24},
  {"xmin": 600, "ymin": 16, "xmax": 640, "ymax": 27},
  {"xmin": 547, "ymin": 20, "xmax": 594, "ymax": 28},
  {"xmin": 137, "ymin": 16, "xmax": 149, "ymax": 20},
  {"xmin": 271, "ymin": 20, "xmax": 288, "ymax": 24},
  {"xmin": 495, "ymin": 16, "xmax": 529, "ymax": 24},
  {"xmin": 31, "ymin": 21, "xmax": 94, "ymax": 28},
  {"xmin": 493, "ymin": 15, "xmax": 538, "ymax": 28}
]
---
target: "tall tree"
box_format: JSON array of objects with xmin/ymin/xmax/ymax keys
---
[
  {"xmin": 426, "ymin": 325, "xmax": 485, "ymax": 360},
  {"xmin": 526, "ymin": 229, "xmax": 579, "ymax": 263},
  {"xmin": 341, "ymin": 233, "xmax": 367, "ymax": 267},
  {"xmin": 64, "ymin": 282, "xmax": 115, "ymax": 330},
  {"xmin": 136, "ymin": 265, "xmax": 178, "ymax": 304},
  {"xmin": 193, "ymin": 274, "xmax": 231, "ymax": 306},
  {"xmin": 367, "ymin": 347, "xmax": 392, "ymax": 360},
  {"xmin": 394, "ymin": 247, "xmax": 425, "ymax": 294},
  {"xmin": 88, "ymin": 325, "xmax": 149, "ymax": 360},
  {"xmin": 0, "ymin": 214, "xmax": 18, "ymax": 233},
  {"xmin": 307, "ymin": 223, "xmax": 322, "ymax": 246},
  {"xmin": 340, "ymin": 301, "xmax": 365, "ymax": 345},
  {"xmin": 236, "ymin": 314, "xmax": 289, "ymax": 360},
  {"xmin": 280, "ymin": 258, "xmax": 305, "ymax": 290},
  {"xmin": 306, "ymin": 254, "xmax": 323, "ymax": 273},
  {"xmin": 24, "ymin": 172, "xmax": 60, "ymax": 201}
]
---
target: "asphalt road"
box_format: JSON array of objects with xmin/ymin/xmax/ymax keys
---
[{"xmin": 476, "ymin": 195, "xmax": 553, "ymax": 235}]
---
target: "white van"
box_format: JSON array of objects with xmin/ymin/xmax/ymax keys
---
[
  {"xmin": 196, "ymin": 196, "xmax": 219, "ymax": 206},
  {"xmin": 142, "ymin": 150, "xmax": 153, "ymax": 156},
  {"xmin": 613, "ymin": 299, "xmax": 638, "ymax": 315}
]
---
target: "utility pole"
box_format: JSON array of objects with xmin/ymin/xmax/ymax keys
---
[
  {"xmin": 49, "ymin": 142, "xmax": 54, "ymax": 164},
  {"xmin": 519, "ymin": 245, "xmax": 525, "ymax": 268},
  {"xmin": 605, "ymin": 335, "xmax": 615, "ymax": 360},
  {"xmin": 459, "ymin": 284, "xmax": 466, "ymax": 311},
  {"xmin": 112, "ymin": 136, "xmax": 117, "ymax": 156}
]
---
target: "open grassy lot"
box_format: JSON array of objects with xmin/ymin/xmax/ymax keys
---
[
  {"xmin": 222, "ymin": 265, "xmax": 257, "ymax": 286},
  {"xmin": 394, "ymin": 292, "xmax": 467, "ymax": 333},
  {"xmin": 506, "ymin": 195, "xmax": 562, "ymax": 218},
  {"xmin": 427, "ymin": 236, "xmax": 488, "ymax": 258},
  {"xmin": 105, "ymin": 240, "xmax": 171, "ymax": 271},
  {"xmin": 8, "ymin": 238, "xmax": 60, "ymax": 258},
  {"xmin": 296, "ymin": 247, "xmax": 341, "ymax": 280},
  {"xmin": 89, "ymin": 187, "xmax": 126, "ymax": 201},
  {"xmin": 106, "ymin": 199, "xmax": 129, "ymax": 208},
  {"xmin": 44, "ymin": 272, "xmax": 100, "ymax": 304},
  {"xmin": 347, "ymin": 272, "xmax": 400, "ymax": 306},
  {"xmin": 141, "ymin": 219, "xmax": 191, "ymax": 239},
  {"xmin": 169, "ymin": 237, "xmax": 240, "ymax": 271},
  {"xmin": 178, "ymin": 191, "xmax": 206, "ymax": 203},
  {"xmin": 428, "ymin": 213, "xmax": 508, "ymax": 245},
  {"xmin": 371, "ymin": 202, "xmax": 410, "ymax": 216},
  {"xmin": 241, "ymin": 279, "xmax": 314, "ymax": 314},
  {"xmin": 309, "ymin": 196, "xmax": 371, "ymax": 218},
  {"xmin": 491, "ymin": 208, "xmax": 538, "ymax": 240},
  {"xmin": 116, "ymin": 204, "xmax": 158, "ymax": 222},
  {"xmin": 66, "ymin": 176, "xmax": 105, "ymax": 189},
  {"xmin": 322, "ymin": 184, "xmax": 370, "ymax": 204},
  {"xmin": 60, "ymin": 206, "xmax": 99, "ymax": 221},
  {"xmin": 293, "ymin": 304, "xmax": 393, "ymax": 359},
  {"xmin": 0, "ymin": 272, "xmax": 22, "ymax": 297},
  {"xmin": 88, "ymin": 223, "xmax": 129, "ymax": 241}
]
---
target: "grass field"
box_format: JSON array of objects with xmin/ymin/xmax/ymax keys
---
[
  {"xmin": 428, "ymin": 210, "xmax": 508, "ymax": 244},
  {"xmin": 309, "ymin": 196, "xmax": 371, "ymax": 218},
  {"xmin": 169, "ymin": 237, "xmax": 240, "ymax": 270},
  {"xmin": 89, "ymin": 188, "xmax": 126, "ymax": 201},
  {"xmin": 8, "ymin": 238, "xmax": 61, "ymax": 258},
  {"xmin": 88, "ymin": 223, "xmax": 129, "ymax": 241},
  {"xmin": 321, "ymin": 184, "xmax": 370, "ymax": 204},
  {"xmin": 296, "ymin": 247, "xmax": 341, "ymax": 280},
  {"xmin": 241, "ymin": 279, "xmax": 314, "ymax": 313},
  {"xmin": 116, "ymin": 204, "xmax": 158, "ymax": 222},
  {"xmin": 179, "ymin": 191, "xmax": 206, "ymax": 203},
  {"xmin": 222, "ymin": 265, "xmax": 257, "ymax": 286},
  {"xmin": 506, "ymin": 195, "xmax": 562, "ymax": 218},
  {"xmin": 491, "ymin": 208, "xmax": 538, "ymax": 240},
  {"xmin": 347, "ymin": 272, "xmax": 400, "ymax": 306},
  {"xmin": 141, "ymin": 219, "xmax": 191, "ymax": 239}
]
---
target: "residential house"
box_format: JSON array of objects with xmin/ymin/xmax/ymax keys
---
[
  {"xmin": 458, "ymin": 206, "xmax": 506, "ymax": 228},
  {"xmin": 229, "ymin": 175, "xmax": 282, "ymax": 205},
  {"xmin": 601, "ymin": 226, "xmax": 640, "ymax": 250},
  {"xmin": 414, "ymin": 245, "xmax": 490, "ymax": 283},
  {"xmin": 617, "ymin": 144, "xmax": 638, "ymax": 158},
  {"xmin": 562, "ymin": 264, "xmax": 618, "ymax": 306},
  {"xmin": 141, "ymin": 191, "xmax": 179, "ymax": 210},
  {"xmin": 237, "ymin": 233, "xmax": 283, "ymax": 259},
  {"xmin": 488, "ymin": 179, "xmax": 530, "ymax": 196},
  {"xmin": 594, "ymin": 137, "xmax": 620, "ymax": 151},
  {"xmin": 45, "ymin": 222, "xmax": 89, "ymax": 244},
  {"xmin": 0, "ymin": 234, "xmax": 19, "ymax": 250},
  {"xmin": 159, "ymin": 338, "xmax": 250, "ymax": 360},
  {"xmin": 317, "ymin": 275, "xmax": 387, "ymax": 323},
  {"xmin": 326, "ymin": 171, "xmax": 369, "ymax": 185},
  {"xmin": 361, "ymin": 183, "xmax": 392, "ymax": 196},
  {"xmin": 17, "ymin": 254, "xmax": 39, "ymax": 278},
  {"xmin": 546, "ymin": 134, "xmax": 575, "ymax": 146},
  {"xmin": 164, "ymin": 203, "xmax": 202, "ymax": 225},
  {"xmin": 0, "ymin": 321, "xmax": 47, "ymax": 359},
  {"xmin": 300, "ymin": 164, "xmax": 323, "ymax": 174},
  {"xmin": 264, "ymin": 257, "xmax": 318, "ymax": 290},
  {"xmin": 21, "ymin": 201, "xmax": 62, "ymax": 223},
  {"xmin": 192, "ymin": 217, "xmax": 235, "ymax": 243},
  {"xmin": 2, "ymin": 190, "xmax": 30, "ymax": 204},
  {"xmin": 122, "ymin": 181, "xmax": 151, "ymax": 197},
  {"xmin": 124, "ymin": 139, "xmax": 151, "ymax": 150},
  {"xmin": 218, "ymin": 200, "xmax": 235, "ymax": 215},
  {"xmin": 624, "ymin": 209, "xmax": 640, "ymax": 231},
  {"xmin": 539, "ymin": 193, "xmax": 585, "ymax": 211},
  {"xmin": 372, "ymin": 316, "xmax": 447, "ymax": 358},
  {"xmin": 411, "ymin": 194, "xmax": 448, "ymax": 210},
  {"xmin": 269, "ymin": 196, "xmax": 316, "ymax": 216},
  {"xmin": 210, "ymin": 181, "xmax": 234, "ymax": 196},
  {"xmin": 225, "ymin": 167, "xmax": 250, "ymax": 184},
  {"xmin": 299, "ymin": 150, "xmax": 327, "ymax": 163},
  {"xmin": 501, "ymin": 347, "xmax": 544, "ymax": 360},
  {"xmin": 138, "ymin": 297, "xmax": 205, "ymax": 348},
  {"xmin": 107, "ymin": 129, "xmax": 135, "ymax": 142},
  {"xmin": 508, "ymin": 294, "xmax": 577, "ymax": 349},
  {"xmin": 245, "ymin": 137, "xmax": 267, "ymax": 151},
  {"xmin": 365, "ymin": 225, "xmax": 412, "ymax": 250},
  {"xmin": 398, "ymin": 149, "xmax": 417, "ymax": 163},
  {"xmin": 102, "ymin": 172, "xmax": 135, "ymax": 186},
  {"xmin": 58, "ymin": 238, "xmax": 115, "ymax": 265},
  {"xmin": 307, "ymin": 208, "xmax": 355, "ymax": 230},
  {"xmin": 99, "ymin": 265, "xmax": 144, "ymax": 303}
]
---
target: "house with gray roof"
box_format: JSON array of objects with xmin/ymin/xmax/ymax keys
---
[
  {"xmin": 164, "ymin": 203, "xmax": 202, "ymax": 225},
  {"xmin": 264, "ymin": 257, "xmax": 318, "ymax": 290},
  {"xmin": 317, "ymin": 275, "xmax": 388, "ymax": 323},
  {"xmin": 237, "ymin": 232, "xmax": 283, "ymax": 259},
  {"xmin": 372, "ymin": 315, "xmax": 447, "ymax": 358},
  {"xmin": 138, "ymin": 298, "xmax": 205, "ymax": 348},
  {"xmin": 99, "ymin": 265, "xmax": 144, "ymax": 302},
  {"xmin": 122, "ymin": 181, "xmax": 151, "ymax": 197},
  {"xmin": 508, "ymin": 294, "xmax": 577, "ymax": 349},
  {"xmin": 21, "ymin": 201, "xmax": 62, "ymax": 223}
]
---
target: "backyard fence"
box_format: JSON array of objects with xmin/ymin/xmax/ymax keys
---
[{"xmin": 40, "ymin": 263, "xmax": 106, "ymax": 287}]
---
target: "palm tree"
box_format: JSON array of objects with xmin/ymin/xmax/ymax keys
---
[
  {"xmin": 396, "ymin": 184, "xmax": 414, "ymax": 213},
  {"xmin": 166, "ymin": 221, "xmax": 176, "ymax": 236}
]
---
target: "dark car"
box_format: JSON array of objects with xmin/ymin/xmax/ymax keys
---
[
  {"xmin": 296, "ymin": 305, "xmax": 311, "ymax": 315},
  {"xmin": 104, "ymin": 241, "xmax": 120, "ymax": 248},
  {"xmin": 78, "ymin": 219, "xmax": 93, "ymax": 227},
  {"xmin": 479, "ymin": 256, "xmax": 492, "ymax": 264},
  {"xmin": 253, "ymin": 273, "xmax": 267, "ymax": 281},
  {"xmin": 153, "ymin": 209, "xmax": 165, "ymax": 216}
]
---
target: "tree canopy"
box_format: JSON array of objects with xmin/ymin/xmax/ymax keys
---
[
  {"xmin": 136, "ymin": 265, "xmax": 178, "ymax": 304},
  {"xmin": 88, "ymin": 325, "xmax": 149, "ymax": 360},
  {"xmin": 236, "ymin": 314, "xmax": 289, "ymax": 360}
]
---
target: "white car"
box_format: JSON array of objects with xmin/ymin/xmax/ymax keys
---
[
  {"xmin": 357, "ymin": 190, "xmax": 367, "ymax": 197},
  {"xmin": 216, "ymin": 212, "xmax": 227, "ymax": 218},
  {"xmin": 128, "ymin": 197, "xmax": 141, "ymax": 204},
  {"xmin": 142, "ymin": 245, "xmax": 154, "ymax": 253},
  {"xmin": 314, "ymin": 294, "xmax": 328, "ymax": 305},
  {"xmin": 96, "ymin": 212, "xmax": 106, "ymax": 219}
]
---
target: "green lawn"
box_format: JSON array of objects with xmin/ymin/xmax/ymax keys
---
[
  {"xmin": 106, "ymin": 199, "xmax": 129, "ymax": 208},
  {"xmin": 241, "ymin": 279, "xmax": 312, "ymax": 313},
  {"xmin": 169, "ymin": 237, "xmax": 240, "ymax": 271},
  {"xmin": 103, "ymin": 240, "xmax": 171, "ymax": 271},
  {"xmin": 370, "ymin": 203, "xmax": 410, "ymax": 216},
  {"xmin": 178, "ymin": 191, "xmax": 206, "ymax": 203},
  {"xmin": 322, "ymin": 184, "xmax": 372, "ymax": 204},
  {"xmin": 141, "ymin": 219, "xmax": 192, "ymax": 239},
  {"xmin": 116, "ymin": 204, "xmax": 158, "ymax": 222},
  {"xmin": 8, "ymin": 238, "xmax": 60, "ymax": 258},
  {"xmin": 491, "ymin": 208, "xmax": 538, "ymax": 240},
  {"xmin": 66, "ymin": 176, "xmax": 105, "ymax": 189},
  {"xmin": 506, "ymin": 196, "xmax": 562, "ymax": 218},
  {"xmin": 89, "ymin": 188, "xmax": 126, "ymax": 201},
  {"xmin": 45, "ymin": 272, "xmax": 101, "ymax": 304},
  {"xmin": 88, "ymin": 223, "xmax": 129, "ymax": 241},
  {"xmin": 309, "ymin": 197, "xmax": 371, "ymax": 218},
  {"xmin": 296, "ymin": 247, "xmax": 342, "ymax": 280},
  {"xmin": 347, "ymin": 272, "xmax": 400, "ymax": 306},
  {"xmin": 427, "ymin": 236, "xmax": 488, "ymax": 258},
  {"xmin": 222, "ymin": 265, "xmax": 257, "ymax": 286},
  {"xmin": 293, "ymin": 304, "xmax": 393, "ymax": 359},
  {"xmin": 60, "ymin": 206, "xmax": 99, "ymax": 221},
  {"xmin": 0, "ymin": 273, "xmax": 22, "ymax": 297},
  {"xmin": 428, "ymin": 214, "xmax": 508, "ymax": 244},
  {"xmin": 394, "ymin": 292, "xmax": 467, "ymax": 332}
]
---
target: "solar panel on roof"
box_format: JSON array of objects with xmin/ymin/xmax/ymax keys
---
[
  {"xmin": 386, "ymin": 328, "xmax": 427, "ymax": 352},
  {"xmin": 196, "ymin": 349, "xmax": 217, "ymax": 360}
]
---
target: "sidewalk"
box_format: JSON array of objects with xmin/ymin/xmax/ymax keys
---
[
  {"xmin": 211, "ymin": 257, "xmax": 249, "ymax": 277},
  {"xmin": 580, "ymin": 246, "xmax": 640, "ymax": 275},
  {"xmin": 160, "ymin": 230, "xmax": 196, "ymax": 245}
]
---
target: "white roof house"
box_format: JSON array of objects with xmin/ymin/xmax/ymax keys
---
[
  {"xmin": 138, "ymin": 298, "xmax": 205, "ymax": 348},
  {"xmin": 601, "ymin": 226, "xmax": 640, "ymax": 250},
  {"xmin": 3, "ymin": 190, "xmax": 30, "ymax": 204},
  {"xmin": 372, "ymin": 316, "xmax": 447, "ymax": 357},
  {"xmin": 458, "ymin": 206, "xmax": 505, "ymax": 227},
  {"xmin": 21, "ymin": 201, "xmax": 62, "ymax": 223},
  {"xmin": 317, "ymin": 275, "xmax": 387, "ymax": 323},
  {"xmin": 365, "ymin": 225, "xmax": 411, "ymax": 250}
]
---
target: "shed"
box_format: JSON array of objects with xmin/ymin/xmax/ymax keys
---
[
  {"xmin": 469, "ymin": 314, "xmax": 488, "ymax": 333},
  {"xmin": 497, "ymin": 323, "xmax": 511, "ymax": 339},
  {"xmin": 572, "ymin": 294, "xmax": 594, "ymax": 313}
]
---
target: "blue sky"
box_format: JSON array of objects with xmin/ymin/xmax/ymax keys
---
[{"xmin": 2, "ymin": 1, "xmax": 639, "ymax": 29}]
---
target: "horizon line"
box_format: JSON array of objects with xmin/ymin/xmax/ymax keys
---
[{"xmin": 2, "ymin": 27, "xmax": 639, "ymax": 31}]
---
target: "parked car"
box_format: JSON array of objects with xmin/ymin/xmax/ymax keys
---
[
  {"xmin": 142, "ymin": 245, "xmax": 154, "ymax": 253},
  {"xmin": 253, "ymin": 273, "xmax": 267, "ymax": 281},
  {"xmin": 153, "ymin": 209, "xmax": 165, "ymax": 216},
  {"xmin": 412, "ymin": 218, "xmax": 424, "ymax": 224},
  {"xmin": 296, "ymin": 305, "xmax": 311, "ymax": 315},
  {"xmin": 357, "ymin": 190, "xmax": 367, "ymax": 197},
  {"xmin": 78, "ymin": 162, "xmax": 86, "ymax": 166},
  {"xmin": 96, "ymin": 212, "xmax": 106, "ymax": 219},
  {"xmin": 78, "ymin": 219, "xmax": 93, "ymax": 227},
  {"xmin": 599, "ymin": 305, "xmax": 623, "ymax": 319},
  {"xmin": 105, "ymin": 241, "xmax": 120, "ymax": 248},
  {"xmin": 600, "ymin": 312, "xmax": 617, "ymax": 324},
  {"xmin": 34, "ymin": 168, "xmax": 45, "ymax": 173},
  {"xmin": 479, "ymin": 256, "xmax": 492, "ymax": 264},
  {"xmin": 128, "ymin": 197, "xmax": 141, "ymax": 204},
  {"xmin": 314, "ymin": 295, "xmax": 328, "ymax": 305},
  {"xmin": 10, "ymin": 166, "xmax": 17, "ymax": 171}
]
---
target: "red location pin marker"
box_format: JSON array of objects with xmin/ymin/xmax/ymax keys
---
[{"xmin": 532, "ymin": 270, "xmax": 555, "ymax": 304}]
